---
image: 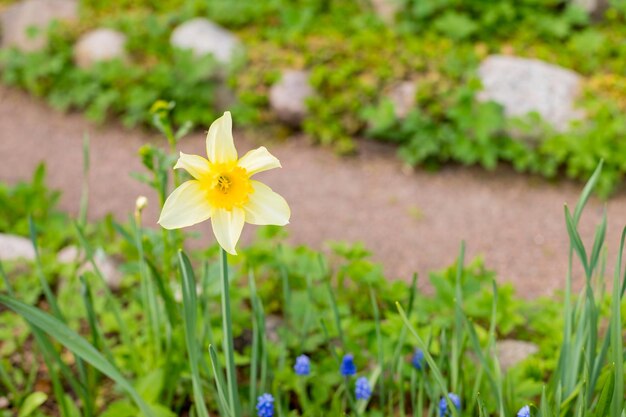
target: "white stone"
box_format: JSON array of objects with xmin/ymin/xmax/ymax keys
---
[
  {"xmin": 0, "ymin": 0, "xmax": 78, "ymax": 52},
  {"xmin": 74, "ymin": 28, "xmax": 127, "ymax": 69},
  {"xmin": 497, "ymin": 339, "xmax": 538, "ymax": 371},
  {"xmin": 572, "ymin": 0, "xmax": 609, "ymax": 18},
  {"xmin": 478, "ymin": 55, "xmax": 583, "ymax": 131},
  {"xmin": 58, "ymin": 246, "xmax": 122, "ymax": 290},
  {"xmin": 387, "ymin": 81, "xmax": 417, "ymax": 119},
  {"xmin": 371, "ymin": 0, "xmax": 401, "ymax": 24},
  {"xmin": 56, "ymin": 245, "xmax": 81, "ymax": 264},
  {"xmin": 269, "ymin": 70, "xmax": 314, "ymax": 126},
  {"xmin": 170, "ymin": 18, "xmax": 241, "ymax": 64},
  {"xmin": 0, "ymin": 233, "xmax": 35, "ymax": 261}
]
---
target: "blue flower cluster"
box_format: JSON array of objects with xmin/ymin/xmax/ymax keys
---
[
  {"xmin": 294, "ymin": 354, "xmax": 311, "ymax": 376},
  {"xmin": 517, "ymin": 405, "xmax": 531, "ymax": 417},
  {"xmin": 438, "ymin": 393, "xmax": 461, "ymax": 416},
  {"xmin": 256, "ymin": 393, "xmax": 274, "ymax": 417},
  {"xmin": 340, "ymin": 353, "xmax": 357, "ymax": 376},
  {"xmin": 355, "ymin": 377, "xmax": 372, "ymax": 400},
  {"xmin": 412, "ymin": 348, "xmax": 425, "ymax": 370}
]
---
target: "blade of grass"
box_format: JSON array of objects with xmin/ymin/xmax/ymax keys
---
[
  {"xmin": 219, "ymin": 248, "xmax": 241, "ymax": 417},
  {"xmin": 208, "ymin": 345, "xmax": 233, "ymax": 417},
  {"xmin": 178, "ymin": 251, "xmax": 210, "ymax": 417},
  {"xmin": 74, "ymin": 222, "xmax": 138, "ymax": 369},
  {"xmin": 369, "ymin": 286, "xmax": 385, "ymax": 410},
  {"xmin": 78, "ymin": 132, "xmax": 90, "ymax": 227},
  {"xmin": 326, "ymin": 280, "xmax": 345, "ymax": 347},
  {"xmin": 610, "ymin": 227, "xmax": 624, "ymax": 416},
  {"xmin": 594, "ymin": 366, "xmax": 614, "ymax": 417},
  {"xmin": 396, "ymin": 302, "xmax": 457, "ymax": 417},
  {"xmin": 452, "ymin": 242, "xmax": 465, "ymax": 394},
  {"xmin": 0, "ymin": 295, "xmax": 156, "ymax": 417},
  {"xmin": 572, "ymin": 160, "xmax": 603, "ymax": 225}
]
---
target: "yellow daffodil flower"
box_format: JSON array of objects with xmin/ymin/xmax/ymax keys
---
[{"xmin": 158, "ymin": 111, "xmax": 290, "ymax": 255}]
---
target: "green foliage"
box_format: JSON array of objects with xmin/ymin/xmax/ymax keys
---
[
  {"xmin": 5, "ymin": 0, "xmax": 626, "ymax": 198},
  {"xmin": 1, "ymin": 159, "xmax": 624, "ymax": 416},
  {"xmin": 398, "ymin": 0, "xmax": 590, "ymax": 41},
  {"xmin": 0, "ymin": 16, "xmax": 220, "ymax": 128},
  {"xmin": 0, "ymin": 164, "xmax": 60, "ymax": 236}
]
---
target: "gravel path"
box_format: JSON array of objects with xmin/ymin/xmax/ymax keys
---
[{"xmin": 1, "ymin": 85, "xmax": 625, "ymax": 298}]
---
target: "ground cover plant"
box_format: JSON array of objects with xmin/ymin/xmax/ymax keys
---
[
  {"xmin": 3, "ymin": 1, "xmax": 626, "ymax": 194},
  {"xmin": 0, "ymin": 110, "xmax": 624, "ymax": 416}
]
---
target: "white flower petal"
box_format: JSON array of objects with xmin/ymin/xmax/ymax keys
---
[
  {"xmin": 244, "ymin": 181, "xmax": 290, "ymax": 226},
  {"xmin": 238, "ymin": 147, "xmax": 281, "ymax": 175},
  {"xmin": 158, "ymin": 181, "xmax": 212, "ymax": 229},
  {"xmin": 174, "ymin": 152, "xmax": 210, "ymax": 180},
  {"xmin": 211, "ymin": 207, "xmax": 245, "ymax": 255},
  {"xmin": 206, "ymin": 111, "xmax": 237, "ymax": 164}
]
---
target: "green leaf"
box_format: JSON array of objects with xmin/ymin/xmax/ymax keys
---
[
  {"xmin": 136, "ymin": 368, "xmax": 165, "ymax": 404},
  {"xmin": 178, "ymin": 250, "xmax": 211, "ymax": 417},
  {"xmin": 433, "ymin": 11, "xmax": 478, "ymax": 40},
  {"xmin": 100, "ymin": 400, "xmax": 137, "ymax": 417},
  {"xmin": 594, "ymin": 365, "xmax": 614, "ymax": 417},
  {"xmin": 146, "ymin": 403, "xmax": 177, "ymax": 417},
  {"xmin": 18, "ymin": 392, "xmax": 47, "ymax": 417},
  {"xmin": 573, "ymin": 161, "xmax": 603, "ymax": 224},
  {"xmin": 0, "ymin": 295, "xmax": 156, "ymax": 417}
]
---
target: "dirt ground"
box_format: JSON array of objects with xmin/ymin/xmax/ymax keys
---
[{"xmin": 2, "ymin": 85, "xmax": 626, "ymax": 298}]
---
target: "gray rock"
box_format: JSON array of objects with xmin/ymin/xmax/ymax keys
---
[
  {"xmin": 74, "ymin": 28, "xmax": 127, "ymax": 69},
  {"xmin": 497, "ymin": 339, "xmax": 538, "ymax": 371},
  {"xmin": 56, "ymin": 245, "xmax": 81, "ymax": 264},
  {"xmin": 572, "ymin": 0, "xmax": 610, "ymax": 19},
  {"xmin": 0, "ymin": 234, "xmax": 35, "ymax": 261},
  {"xmin": 477, "ymin": 55, "xmax": 583, "ymax": 131},
  {"xmin": 58, "ymin": 246, "xmax": 122, "ymax": 290},
  {"xmin": 0, "ymin": 0, "xmax": 78, "ymax": 52},
  {"xmin": 265, "ymin": 314, "xmax": 283, "ymax": 343},
  {"xmin": 371, "ymin": 0, "xmax": 401, "ymax": 24},
  {"xmin": 269, "ymin": 70, "xmax": 314, "ymax": 126},
  {"xmin": 387, "ymin": 81, "xmax": 417, "ymax": 119},
  {"xmin": 170, "ymin": 18, "xmax": 241, "ymax": 64}
]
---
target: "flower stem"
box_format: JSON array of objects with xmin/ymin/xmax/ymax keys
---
[{"xmin": 220, "ymin": 248, "xmax": 241, "ymax": 417}]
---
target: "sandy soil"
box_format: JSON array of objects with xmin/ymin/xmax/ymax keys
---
[{"xmin": 2, "ymin": 85, "xmax": 625, "ymax": 298}]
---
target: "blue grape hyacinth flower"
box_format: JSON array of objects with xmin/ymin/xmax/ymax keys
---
[
  {"xmin": 517, "ymin": 405, "xmax": 531, "ymax": 417},
  {"xmin": 340, "ymin": 354, "xmax": 357, "ymax": 376},
  {"xmin": 256, "ymin": 393, "xmax": 274, "ymax": 417},
  {"xmin": 294, "ymin": 354, "xmax": 311, "ymax": 376},
  {"xmin": 355, "ymin": 376, "xmax": 372, "ymax": 400},
  {"xmin": 438, "ymin": 393, "xmax": 461, "ymax": 416},
  {"xmin": 412, "ymin": 348, "xmax": 425, "ymax": 370}
]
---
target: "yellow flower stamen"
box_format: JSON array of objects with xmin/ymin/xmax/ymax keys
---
[{"xmin": 203, "ymin": 163, "xmax": 253, "ymax": 210}]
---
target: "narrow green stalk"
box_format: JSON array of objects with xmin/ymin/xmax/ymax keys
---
[
  {"xmin": 370, "ymin": 286, "xmax": 385, "ymax": 410},
  {"xmin": 220, "ymin": 248, "xmax": 241, "ymax": 417},
  {"xmin": 248, "ymin": 271, "xmax": 260, "ymax": 417},
  {"xmin": 326, "ymin": 280, "xmax": 345, "ymax": 346},
  {"xmin": 451, "ymin": 242, "xmax": 465, "ymax": 395},
  {"xmin": 134, "ymin": 214, "xmax": 161, "ymax": 362},
  {"xmin": 74, "ymin": 223, "xmax": 139, "ymax": 370},
  {"xmin": 278, "ymin": 245, "xmax": 291, "ymax": 325},
  {"xmin": 178, "ymin": 251, "xmax": 211, "ymax": 417},
  {"xmin": 0, "ymin": 359, "xmax": 19, "ymax": 402},
  {"xmin": 609, "ymin": 228, "xmax": 624, "ymax": 415},
  {"xmin": 78, "ymin": 132, "xmax": 90, "ymax": 227},
  {"xmin": 398, "ymin": 357, "xmax": 405, "ymax": 417}
]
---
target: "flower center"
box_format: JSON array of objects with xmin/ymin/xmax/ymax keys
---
[
  {"xmin": 216, "ymin": 175, "xmax": 232, "ymax": 193},
  {"xmin": 203, "ymin": 163, "xmax": 252, "ymax": 210}
]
